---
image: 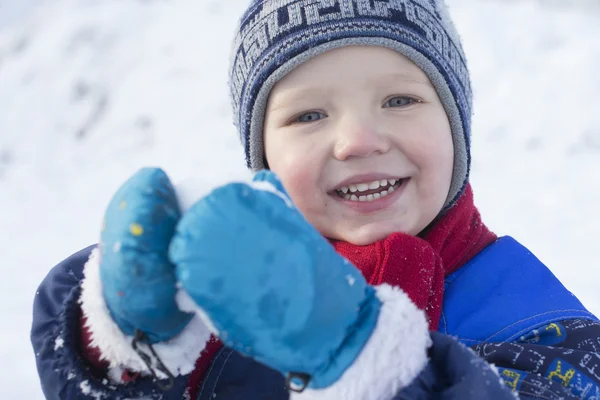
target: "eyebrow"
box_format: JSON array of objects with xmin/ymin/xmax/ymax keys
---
[
  {"xmin": 267, "ymin": 87, "xmax": 327, "ymax": 113},
  {"xmin": 383, "ymin": 72, "xmax": 434, "ymax": 88},
  {"xmin": 268, "ymin": 72, "xmax": 433, "ymax": 112}
]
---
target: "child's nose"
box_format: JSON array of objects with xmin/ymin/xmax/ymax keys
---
[{"xmin": 333, "ymin": 117, "xmax": 391, "ymax": 161}]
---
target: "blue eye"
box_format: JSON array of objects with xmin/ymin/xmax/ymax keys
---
[
  {"xmin": 383, "ymin": 96, "xmax": 418, "ymax": 108},
  {"xmin": 295, "ymin": 111, "xmax": 326, "ymax": 123}
]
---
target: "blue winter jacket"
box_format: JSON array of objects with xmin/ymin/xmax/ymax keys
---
[{"xmin": 32, "ymin": 237, "xmax": 600, "ymax": 399}]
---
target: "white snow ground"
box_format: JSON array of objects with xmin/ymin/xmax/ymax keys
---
[{"xmin": 0, "ymin": 0, "xmax": 599, "ymax": 398}]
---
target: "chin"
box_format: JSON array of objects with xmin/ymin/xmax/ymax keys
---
[{"xmin": 338, "ymin": 223, "xmax": 408, "ymax": 246}]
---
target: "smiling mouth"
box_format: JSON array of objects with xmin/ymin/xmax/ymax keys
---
[{"xmin": 334, "ymin": 178, "xmax": 406, "ymax": 202}]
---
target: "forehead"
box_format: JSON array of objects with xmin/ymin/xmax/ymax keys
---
[{"xmin": 271, "ymin": 46, "xmax": 431, "ymax": 92}]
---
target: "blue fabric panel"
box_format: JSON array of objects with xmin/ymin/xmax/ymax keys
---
[{"xmin": 440, "ymin": 236, "xmax": 598, "ymax": 345}]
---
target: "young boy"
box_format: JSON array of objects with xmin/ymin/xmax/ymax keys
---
[{"xmin": 31, "ymin": 0, "xmax": 600, "ymax": 399}]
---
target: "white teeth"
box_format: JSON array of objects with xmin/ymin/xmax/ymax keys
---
[
  {"xmin": 337, "ymin": 177, "xmax": 403, "ymax": 200},
  {"xmin": 344, "ymin": 191, "xmax": 388, "ymax": 202},
  {"xmin": 356, "ymin": 183, "xmax": 369, "ymax": 192}
]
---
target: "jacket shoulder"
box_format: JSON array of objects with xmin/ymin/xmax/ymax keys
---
[
  {"xmin": 31, "ymin": 245, "xmax": 95, "ymax": 367},
  {"xmin": 442, "ymin": 236, "xmax": 597, "ymax": 345}
]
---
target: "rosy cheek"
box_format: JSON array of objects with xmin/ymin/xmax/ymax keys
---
[{"xmin": 275, "ymin": 163, "xmax": 321, "ymax": 216}]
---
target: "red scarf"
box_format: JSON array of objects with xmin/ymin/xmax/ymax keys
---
[{"xmin": 331, "ymin": 184, "xmax": 496, "ymax": 329}]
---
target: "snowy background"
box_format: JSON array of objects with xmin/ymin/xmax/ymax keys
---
[{"xmin": 1, "ymin": 0, "xmax": 599, "ymax": 397}]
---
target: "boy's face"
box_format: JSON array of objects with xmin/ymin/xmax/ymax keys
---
[{"xmin": 264, "ymin": 46, "xmax": 453, "ymax": 245}]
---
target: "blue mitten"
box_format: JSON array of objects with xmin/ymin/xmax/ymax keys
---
[
  {"xmin": 170, "ymin": 170, "xmax": 382, "ymax": 389},
  {"xmin": 100, "ymin": 168, "xmax": 192, "ymax": 344}
]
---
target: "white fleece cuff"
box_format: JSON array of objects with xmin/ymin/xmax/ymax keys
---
[
  {"xmin": 79, "ymin": 248, "xmax": 212, "ymax": 381},
  {"xmin": 291, "ymin": 284, "xmax": 431, "ymax": 400}
]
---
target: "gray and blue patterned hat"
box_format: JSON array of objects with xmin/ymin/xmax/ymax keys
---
[{"xmin": 229, "ymin": 0, "xmax": 472, "ymax": 208}]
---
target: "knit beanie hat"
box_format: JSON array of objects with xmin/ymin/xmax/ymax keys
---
[{"xmin": 229, "ymin": 0, "xmax": 472, "ymax": 209}]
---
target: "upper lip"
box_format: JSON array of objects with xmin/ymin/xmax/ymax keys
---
[{"xmin": 331, "ymin": 173, "xmax": 406, "ymax": 192}]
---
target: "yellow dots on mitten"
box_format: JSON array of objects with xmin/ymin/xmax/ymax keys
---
[
  {"xmin": 120, "ymin": 201, "xmax": 127, "ymax": 210},
  {"xmin": 130, "ymin": 223, "xmax": 144, "ymax": 236}
]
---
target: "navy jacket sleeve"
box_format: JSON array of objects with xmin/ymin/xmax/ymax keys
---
[
  {"xmin": 397, "ymin": 321, "xmax": 600, "ymax": 400},
  {"xmin": 472, "ymin": 319, "xmax": 600, "ymax": 399},
  {"xmin": 394, "ymin": 331, "xmax": 516, "ymax": 400},
  {"xmin": 30, "ymin": 247, "xmax": 190, "ymax": 400}
]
